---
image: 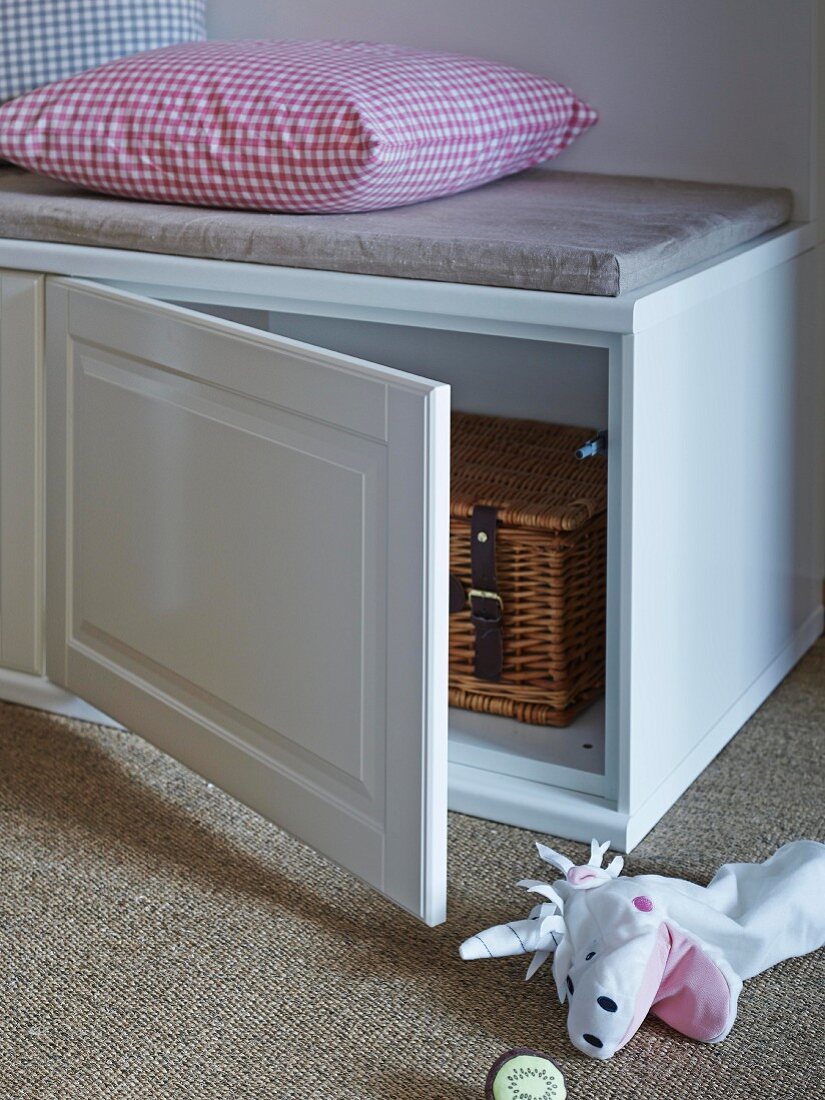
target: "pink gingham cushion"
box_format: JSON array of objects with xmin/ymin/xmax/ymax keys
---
[{"xmin": 0, "ymin": 39, "xmax": 597, "ymax": 212}]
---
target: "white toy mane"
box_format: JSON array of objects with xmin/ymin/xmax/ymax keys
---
[
  {"xmin": 459, "ymin": 839, "xmax": 623, "ymax": 980},
  {"xmin": 516, "ymin": 839, "xmax": 623, "ymax": 978}
]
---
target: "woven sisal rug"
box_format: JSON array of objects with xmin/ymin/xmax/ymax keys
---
[{"xmin": 1, "ymin": 640, "xmax": 823, "ymax": 1098}]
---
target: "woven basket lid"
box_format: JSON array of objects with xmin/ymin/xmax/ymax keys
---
[{"xmin": 451, "ymin": 412, "xmax": 607, "ymax": 533}]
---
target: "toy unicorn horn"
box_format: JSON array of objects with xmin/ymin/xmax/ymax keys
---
[{"xmin": 460, "ymin": 838, "xmax": 825, "ymax": 1059}]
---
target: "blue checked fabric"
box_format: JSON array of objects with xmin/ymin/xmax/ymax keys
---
[{"xmin": 0, "ymin": 1, "xmax": 206, "ymax": 102}]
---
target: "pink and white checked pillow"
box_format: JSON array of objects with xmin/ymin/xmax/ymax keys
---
[{"xmin": 0, "ymin": 40, "xmax": 597, "ymax": 212}]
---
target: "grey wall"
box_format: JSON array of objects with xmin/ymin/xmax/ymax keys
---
[{"xmin": 205, "ymin": 0, "xmax": 817, "ymax": 219}]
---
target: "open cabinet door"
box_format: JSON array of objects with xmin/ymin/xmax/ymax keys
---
[{"xmin": 45, "ymin": 277, "xmax": 450, "ymax": 925}]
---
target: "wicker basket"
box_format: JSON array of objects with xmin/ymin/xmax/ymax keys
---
[{"xmin": 449, "ymin": 412, "xmax": 607, "ymax": 727}]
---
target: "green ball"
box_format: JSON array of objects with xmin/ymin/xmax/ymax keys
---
[{"xmin": 485, "ymin": 1048, "xmax": 566, "ymax": 1100}]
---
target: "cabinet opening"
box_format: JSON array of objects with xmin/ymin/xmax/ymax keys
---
[{"xmin": 166, "ymin": 296, "xmax": 612, "ymax": 803}]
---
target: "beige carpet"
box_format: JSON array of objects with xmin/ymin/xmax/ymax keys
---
[{"xmin": 1, "ymin": 641, "xmax": 823, "ymax": 1099}]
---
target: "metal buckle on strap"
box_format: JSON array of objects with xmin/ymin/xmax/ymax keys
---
[{"xmin": 468, "ymin": 587, "xmax": 503, "ymax": 623}]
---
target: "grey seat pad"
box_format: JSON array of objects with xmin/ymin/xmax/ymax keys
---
[{"xmin": 0, "ymin": 166, "xmax": 792, "ymax": 296}]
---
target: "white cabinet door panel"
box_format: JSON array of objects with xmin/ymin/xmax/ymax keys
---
[{"xmin": 46, "ymin": 278, "xmax": 449, "ymax": 924}]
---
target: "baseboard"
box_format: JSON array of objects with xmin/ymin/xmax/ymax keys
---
[
  {"xmin": 5, "ymin": 607, "xmax": 821, "ymax": 846},
  {"xmin": 0, "ymin": 666, "xmax": 122, "ymax": 727},
  {"xmin": 448, "ymin": 760, "xmax": 631, "ymax": 850}
]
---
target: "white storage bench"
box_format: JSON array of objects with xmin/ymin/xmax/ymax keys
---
[{"xmin": 0, "ymin": 166, "xmax": 821, "ymax": 925}]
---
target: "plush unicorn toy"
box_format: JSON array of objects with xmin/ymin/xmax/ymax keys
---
[{"xmin": 460, "ymin": 839, "xmax": 825, "ymax": 1059}]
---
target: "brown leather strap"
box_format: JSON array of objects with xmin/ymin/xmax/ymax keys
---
[
  {"xmin": 469, "ymin": 505, "xmax": 503, "ymax": 681},
  {"xmin": 449, "ymin": 573, "xmax": 467, "ymax": 614}
]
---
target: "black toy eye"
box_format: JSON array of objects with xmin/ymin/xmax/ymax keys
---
[
  {"xmin": 585, "ymin": 951, "xmax": 596, "ymax": 960},
  {"xmin": 566, "ymin": 975, "xmax": 574, "ymax": 995}
]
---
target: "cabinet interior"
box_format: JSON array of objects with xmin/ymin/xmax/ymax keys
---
[{"xmin": 167, "ymin": 297, "xmax": 612, "ymax": 801}]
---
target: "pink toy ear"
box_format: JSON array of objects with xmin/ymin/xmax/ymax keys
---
[
  {"xmin": 651, "ymin": 923, "xmax": 732, "ymax": 1042},
  {"xmin": 617, "ymin": 922, "xmax": 733, "ymax": 1053},
  {"xmin": 616, "ymin": 924, "xmax": 671, "ymax": 1051}
]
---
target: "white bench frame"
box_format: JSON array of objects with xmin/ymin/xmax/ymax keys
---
[{"xmin": 0, "ymin": 213, "xmax": 821, "ymax": 925}]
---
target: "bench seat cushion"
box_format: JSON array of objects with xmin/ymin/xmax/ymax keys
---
[{"xmin": 0, "ymin": 166, "xmax": 792, "ymax": 296}]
